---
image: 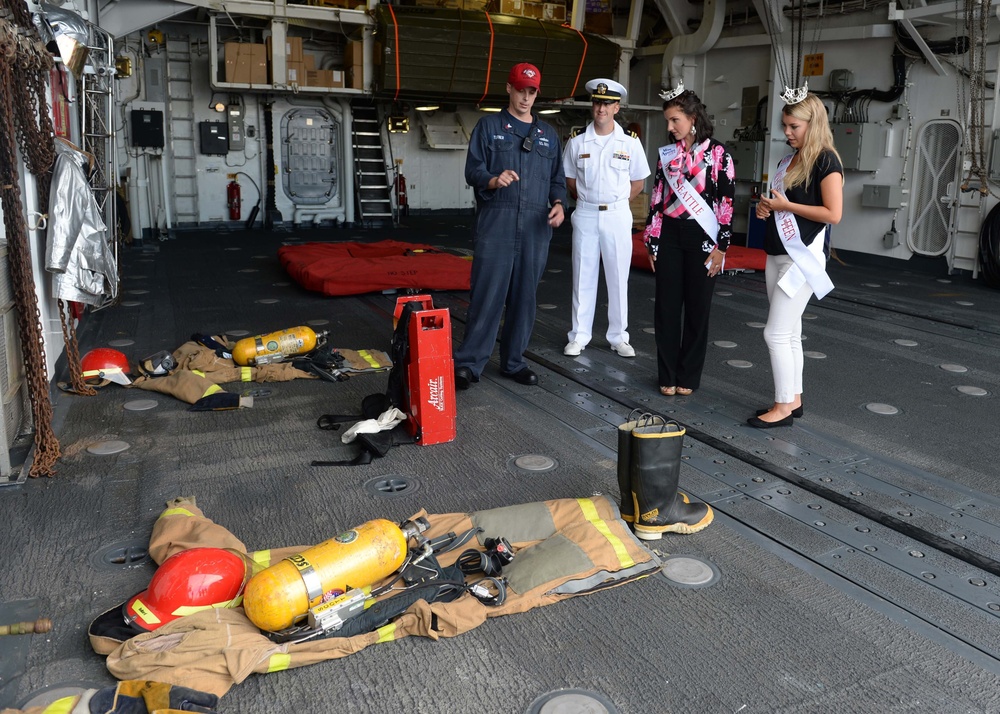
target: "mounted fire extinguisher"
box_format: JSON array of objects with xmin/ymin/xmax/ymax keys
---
[
  {"xmin": 227, "ymin": 180, "xmax": 241, "ymax": 221},
  {"xmin": 394, "ymin": 160, "xmax": 408, "ymax": 216}
]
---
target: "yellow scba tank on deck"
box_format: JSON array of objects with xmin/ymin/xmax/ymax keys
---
[
  {"xmin": 231, "ymin": 326, "xmax": 319, "ymax": 366},
  {"xmin": 243, "ymin": 518, "xmax": 418, "ymax": 632}
]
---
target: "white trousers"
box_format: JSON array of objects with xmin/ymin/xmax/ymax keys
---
[
  {"xmin": 568, "ymin": 206, "xmax": 633, "ymax": 346},
  {"xmin": 763, "ymin": 235, "xmax": 826, "ymax": 403}
]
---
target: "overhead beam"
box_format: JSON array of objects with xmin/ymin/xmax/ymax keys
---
[
  {"xmin": 184, "ymin": 0, "xmax": 370, "ymax": 26},
  {"xmin": 896, "ymin": 17, "xmax": 948, "ymax": 75}
]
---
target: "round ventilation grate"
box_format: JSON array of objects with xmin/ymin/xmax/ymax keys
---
[
  {"xmin": 90, "ymin": 538, "xmax": 150, "ymax": 570},
  {"xmin": 364, "ymin": 474, "xmax": 421, "ymax": 498},
  {"xmin": 659, "ymin": 555, "xmax": 721, "ymax": 588},
  {"xmin": 525, "ymin": 689, "xmax": 618, "ymax": 714},
  {"xmin": 508, "ymin": 454, "xmax": 558, "ymax": 473}
]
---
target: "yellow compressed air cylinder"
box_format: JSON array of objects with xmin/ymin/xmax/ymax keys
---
[
  {"xmin": 243, "ymin": 519, "xmax": 409, "ymax": 632},
  {"xmin": 232, "ymin": 326, "xmax": 318, "ymax": 366}
]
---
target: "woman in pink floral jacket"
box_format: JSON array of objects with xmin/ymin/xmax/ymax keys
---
[{"xmin": 643, "ymin": 89, "xmax": 735, "ymax": 396}]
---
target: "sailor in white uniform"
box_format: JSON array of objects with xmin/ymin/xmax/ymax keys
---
[{"xmin": 562, "ymin": 78, "xmax": 650, "ymax": 358}]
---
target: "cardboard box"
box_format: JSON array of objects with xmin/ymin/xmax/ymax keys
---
[
  {"xmin": 522, "ymin": 1, "xmax": 543, "ymax": 18},
  {"xmin": 344, "ymin": 40, "xmax": 364, "ymax": 89},
  {"xmin": 271, "ymin": 59, "xmax": 305, "ymax": 84},
  {"xmin": 287, "ymin": 61, "xmax": 306, "ymax": 85},
  {"xmin": 224, "ymin": 42, "xmax": 267, "ymax": 85},
  {"xmin": 463, "ymin": 0, "xmax": 489, "ymax": 8},
  {"xmin": 306, "ymin": 69, "xmax": 345, "ymax": 88},
  {"xmin": 344, "ymin": 40, "xmax": 363, "ymax": 71},
  {"xmin": 347, "ymin": 66, "xmax": 364, "ymax": 90},
  {"xmin": 630, "ymin": 192, "xmax": 650, "ymax": 230},
  {"xmin": 584, "ymin": 10, "xmax": 613, "ymax": 33},
  {"xmin": 303, "ymin": 54, "xmax": 316, "ymax": 71},
  {"xmin": 490, "ymin": 0, "xmax": 522, "ymax": 14},
  {"xmin": 265, "ymin": 36, "xmax": 304, "ymax": 63},
  {"xmin": 542, "ymin": 2, "xmax": 566, "ymax": 21}
]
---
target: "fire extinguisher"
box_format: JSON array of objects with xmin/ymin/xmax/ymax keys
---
[
  {"xmin": 227, "ymin": 180, "xmax": 241, "ymax": 221},
  {"xmin": 395, "ymin": 170, "xmax": 408, "ymax": 216}
]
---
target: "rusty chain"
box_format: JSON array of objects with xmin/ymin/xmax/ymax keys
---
[{"xmin": 0, "ymin": 5, "xmax": 61, "ymax": 476}]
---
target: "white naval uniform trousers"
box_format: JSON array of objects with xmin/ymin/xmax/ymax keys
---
[{"xmin": 563, "ymin": 123, "xmax": 650, "ymax": 348}]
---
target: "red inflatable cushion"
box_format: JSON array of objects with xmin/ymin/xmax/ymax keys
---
[{"xmin": 278, "ymin": 240, "xmax": 471, "ymax": 296}]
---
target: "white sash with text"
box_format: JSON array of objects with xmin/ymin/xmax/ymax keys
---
[
  {"xmin": 771, "ymin": 153, "xmax": 834, "ymax": 299},
  {"xmin": 659, "ymin": 144, "xmax": 719, "ymax": 245}
]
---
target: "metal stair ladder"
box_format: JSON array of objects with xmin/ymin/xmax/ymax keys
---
[
  {"xmin": 350, "ymin": 101, "xmax": 394, "ymax": 226},
  {"xmin": 166, "ymin": 37, "xmax": 199, "ymax": 229}
]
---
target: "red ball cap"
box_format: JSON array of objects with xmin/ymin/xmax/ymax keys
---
[{"xmin": 508, "ymin": 62, "xmax": 541, "ymax": 91}]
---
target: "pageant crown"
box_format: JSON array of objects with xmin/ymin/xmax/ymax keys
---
[
  {"xmin": 779, "ymin": 82, "xmax": 809, "ymax": 105},
  {"xmin": 659, "ymin": 79, "xmax": 685, "ymax": 101}
]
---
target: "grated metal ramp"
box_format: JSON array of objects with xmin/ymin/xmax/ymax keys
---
[{"xmin": 4, "ymin": 218, "xmax": 1000, "ymax": 713}]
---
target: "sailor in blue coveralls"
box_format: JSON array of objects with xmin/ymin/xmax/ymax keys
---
[{"xmin": 454, "ymin": 62, "xmax": 567, "ymax": 389}]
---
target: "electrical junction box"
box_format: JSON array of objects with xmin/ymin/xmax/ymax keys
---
[
  {"xmin": 729, "ymin": 140, "xmax": 763, "ymax": 181},
  {"xmin": 227, "ymin": 105, "xmax": 245, "ymax": 152},
  {"xmin": 199, "ymin": 121, "xmax": 229, "ymax": 155},
  {"xmin": 831, "ymin": 123, "xmax": 880, "ymax": 171},
  {"xmin": 130, "ymin": 109, "xmax": 164, "ymax": 148},
  {"xmin": 829, "ymin": 69, "xmax": 855, "ymax": 91},
  {"xmin": 862, "ymin": 184, "xmax": 905, "ymax": 209}
]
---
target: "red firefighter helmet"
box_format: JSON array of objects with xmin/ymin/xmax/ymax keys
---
[
  {"xmin": 81, "ymin": 348, "xmax": 132, "ymax": 387},
  {"xmin": 123, "ymin": 547, "xmax": 251, "ymax": 632}
]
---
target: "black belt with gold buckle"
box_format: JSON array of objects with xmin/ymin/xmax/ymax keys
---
[{"xmin": 599, "ymin": 205, "xmax": 608, "ymax": 211}]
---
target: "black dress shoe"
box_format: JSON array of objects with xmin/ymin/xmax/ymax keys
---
[
  {"xmin": 746, "ymin": 415, "xmax": 794, "ymax": 428},
  {"xmin": 503, "ymin": 368, "xmax": 538, "ymax": 385},
  {"xmin": 454, "ymin": 366, "xmax": 477, "ymax": 390},
  {"xmin": 755, "ymin": 406, "xmax": 803, "ymax": 418}
]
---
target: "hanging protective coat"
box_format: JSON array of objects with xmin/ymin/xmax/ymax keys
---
[{"xmin": 45, "ymin": 138, "xmax": 118, "ymax": 306}]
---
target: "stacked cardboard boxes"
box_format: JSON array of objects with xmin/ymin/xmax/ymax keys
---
[
  {"xmin": 485, "ymin": 0, "xmax": 565, "ymax": 21},
  {"xmin": 344, "ymin": 40, "xmax": 364, "ymax": 90},
  {"xmin": 222, "ymin": 38, "xmax": 346, "ymax": 88},
  {"xmin": 223, "ymin": 42, "xmax": 267, "ymax": 84},
  {"xmin": 266, "ymin": 36, "xmax": 305, "ymax": 84},
  {"xmin": 411, "ymin": 0, "xmax": 489, "ymax": 7}
]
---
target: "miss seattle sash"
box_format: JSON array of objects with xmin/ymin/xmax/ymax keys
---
[
  {"xmin": 659, "ymin": 143, "xmax": 719, "ymax": 244},
  {"xmin": 771, "ymin": 153, "xmax": 834, "ymax": 299}
]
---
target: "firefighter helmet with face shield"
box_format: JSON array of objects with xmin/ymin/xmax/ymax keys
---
[
  {"xmin": 123, "ymin": 547, "xmax": 252, "ymax": 632},
  {"xmin": 81, "ymin": 348, "xmax": 132, "ymax": 387}
]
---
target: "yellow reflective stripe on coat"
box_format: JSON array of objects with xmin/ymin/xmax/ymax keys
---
[
  {"xmin": 577, "ymin": 498, "xmax": 635, "ymax": 568},
  {"xmin": 157, "ymin": 507, "xmax": 196, "ymax": 519},
  {"xmin": 250, "ymin": 549, "xmax": 272, "ymax": 567},
  {"xmin": 357, "ymin": 350, "xmax": 381, "ymax": 368},
  {"xmin": 202, "ymin": 384, "xmax": 224, "ymax": 398},
  {"xmin": 172, "ymin": 595, "xmax": 242, "ymax": 617},
  {"xmin": 267, "ymin": 652, "xmax": 291, "ymax": 672},
  {"xmin": 41, "ymin": 696, "xmax": 77, "ymax": 713},
  {"xmin": 241, "ymin": 367, "xmax": 252, "ymax": 381},
  {"xmin": 376, "ymin": 623, "xmax": 396, "ymax": 643}
]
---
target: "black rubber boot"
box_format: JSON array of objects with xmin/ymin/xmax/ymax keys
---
[
  {"xmin": 616, "ymin": 413, "xmax": 644, "ymax": 523},
  {"xmin": 630, "ymin": 422, "xmax": 713, "ymax": 539},
  {"xmin": 618, "ymin": 413, "xmax": 691, "ymax": 525}
]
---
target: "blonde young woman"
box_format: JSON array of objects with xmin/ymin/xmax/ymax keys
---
[{"xmin": 750, "ymin": 93, "xmax": 843, "ymax": 428}]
